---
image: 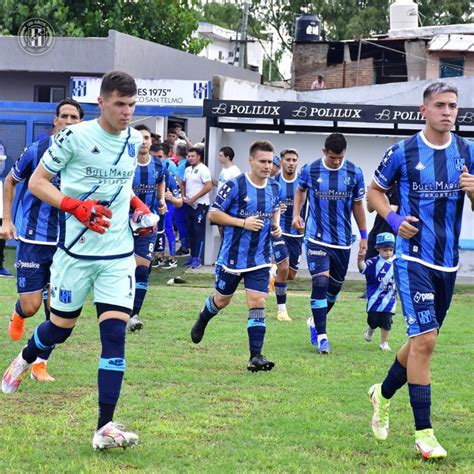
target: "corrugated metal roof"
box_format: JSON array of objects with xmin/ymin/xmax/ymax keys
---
[{"xmin": 428, "ymin": 34, "xmax": 474, "ymax": 52}]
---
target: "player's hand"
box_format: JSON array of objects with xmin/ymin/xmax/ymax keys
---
[
  {"xmin": 164, "ymin": 190, "xmax": 173, "ymax": 201},
  {"xmin": 292, "ymin": 216, "xmax": 305, "ymax": 235},
  {"xmin": 271, "ymin": 224, "xmax": 282, "ymax": 238},
  {"xmin": 280, "ymin": 202, "xmax": 287, "ymax": 214},
  {"xmin": 0, "ymin": 219, "xmax": 17, "ymax": 240},
  {"xmin": 60, "ymin": 197, "xmax": 112, "ymax": 234},
  {"xmin": 398, "ymin": 216, "xmax": 419, "ymax": 239},
  {"xmin": 157, "ymin": 200, "xmax": 167, "ymax": 215},
  {"xmin": 460, "ymin": 165, "xmax": 474, "ymax": 194},
  {"xmin": 243, "ymin": 216, "xmax": 264, "ymax": 232},
  {"xmin": 183, "ymin": 196, "xmax": 195, "ymax": 205},
  {"xmin": 358, "ymin": 238, "xmax": 368, "ymax": 259}
]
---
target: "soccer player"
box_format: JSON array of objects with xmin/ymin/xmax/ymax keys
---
[
  {"xmin": 0, "ymin": 98, "xmax": 84, "ymax": 382},
  {"xmin": 182, "ymin": 147, "xmax": 212, "ymax": 268},
  {"xmin": 292, "ymin": 133, "xmax": 367, "ymax": 354},
  {"xmin": 270, "ymin": 148, "xmax": 306, "ymax": 322},
  {"xmin": 190, "ymin": 140, "xmax": 281, "ymax": 372},
  {"xmin": 127, "ymin": 124, "xmax": 165, "ymax": 332},
  {"xmin": 2, "ymin": 71, "xmax": 151, "ymax": 450},
  {"xmin": 367, "ymin": 82, "xmax": 474, "ymax": 459}
]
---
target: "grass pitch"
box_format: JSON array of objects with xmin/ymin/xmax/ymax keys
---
[{"xmin": 0, "ymin": 247, "xmax": 473, "ymax": 473}]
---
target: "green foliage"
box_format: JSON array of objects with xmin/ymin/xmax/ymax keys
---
[
  {"xmin": 0, "ymin": 0, "xmax": 206, "ymax": 53},
  {"xmin": 200, "ymin": 1, "xmax": 242, "ymax": 32}
]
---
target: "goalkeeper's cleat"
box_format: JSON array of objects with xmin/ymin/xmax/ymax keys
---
[
  {"xmin": 368, "ymin": 383, "xmax": 390, "ymax": 440},
  {"xmin": 415, "ymin": 429, "xmax": 447, "ymax": 459},
  {"xmin": 127, "ymin": 315, "xmax": 144, "ymax": 332},
  {"xmin": 2, "ymin": 352, "xmax": 31, "ymax": 394},
  {"xmin": 364, "ymin": 326, "xmax": 374, "ymax": 342},
  {"xmin": 247, "ymin": 354, "xmax": 275, "ymax": 372},
  {"xmin": 92, "ymin": 421, "xmax": 139, "ymax": 451},
  {"xmin": 31, "ymin": 361, "xmax": 55, "ymax": 382},
  {"xmin": 317, "ymin": 338, "xmax": 331, "ymax": 354},
  {"xmin": 277, "ymin": 309, "xmax": 292, "ymax": 322},
  {"xmin": 9, "ymin": 311, "xmax": 26, "ymax": 341},
  {"xmin": 191, "ymin": 315, "xmax": 209, "ymax": 344}
]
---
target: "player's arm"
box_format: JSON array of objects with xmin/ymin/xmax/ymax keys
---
[
  {"xmin": 165, "ymin": 190, "xmax": 183, "ymax": 208},
  {"xmin": 271, "ymin": 207, "xmax": 282, "ymax": 238},
  {"xmin": 460, "ymin": 165, "xmax": 474, "ymax": 211},
  {"xmin": 292, "ymin": 187, "xmax": 307, "ymax": 234},
  {"xmin": 353, "ymin": 199, "xmax": 368, "ymax": 258},
  {"xmin": 357, "ymin": 254, "xmax": 367, "ymax": 273},
  {"xmin": 156, "ymin": 180, "xmax": 167, "ymax": 214},
  {"xmin": 367, "ymin": 180, "xmax": 418, "ymax": 239},
  {"xmin": 209, "ymin": 210, "xmax": 263, "ymax": 231},
  {"xmin": 0, "ymin": 170, "xmax": 19, "ymax": 240}
]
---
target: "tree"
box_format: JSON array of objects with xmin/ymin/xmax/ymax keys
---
[{"xmin": 0, "ymin": 0, "xmax": 207, "ymax": 54}]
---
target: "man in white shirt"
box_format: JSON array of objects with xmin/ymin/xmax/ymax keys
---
[
  {"xmin": 213, "ymin": 147, "xmax": 241, "ymax": 192},
  {"xmin": 183, "ymin": 147, "xmax": 212, "ymax": 268}
]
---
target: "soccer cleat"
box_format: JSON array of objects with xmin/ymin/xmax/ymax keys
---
[
  {"xmin": 92, "ymin": 421, "xmax": 139, "ymax": 451},
  {"xmin": 191, "ymin": 315, "xmax": 208, "ymax": 344},
  {"xmin": 191, "ymin": 258, "xmax": 202, "ymax": 269},
  {"xmin": 127, "ymin": 315, "xmax": 144, "ymax": 332},
  {"xmin": 379, "ymin": 342, "xmax": 392, "ymax": 352},
  {"xmin": 9, "ymin": 311, "xmax": 26, "ymax": 341},
  {"xmin": 364, "ymin": 327, "xmax": 375, "ymax": 342},
  {"xmin": 176, "ymin": 247, "xmax": 190, "ymax": 257},
  {"xmin": 2, "ymin": 352, "xmax": 31, "ymax": 394},
  {"xmin": 247, "ymin": 354, "xmax": 275, "ymax": 372},
  {"xmin": 31, "ymin": 361, "xmax": 55, "ymax": 382},
  {"xmin": 151, "ymin": 257, "xmax": 164, "ymax": 268},
  {"xmin": 277, "ymin": 309, "xmax": 292, "ymax": 321},
  {"xmin": 162, "ymin": 258, "xmax": 178, "ymax": 269},
  {"xmin": 0, "ymin": 267, "xmax": 14, "ymax": 277},
  {"xmin": 182, "ymin": 258, "xmax": 193, "ymax": 267},
  {"xmin": 415, "ymin": 428, "xmax": 447, "ymax": 459},
  {"xmin": 317, "ymin": 338, "xmax": 330, "ymax": 354},
  {"xmin": 306, "ymin": 317, "xmax": 318, "ymax": 345},
  {"xmin": 368, "ymin": 383, "xmax": 390, "ymax": 440}
]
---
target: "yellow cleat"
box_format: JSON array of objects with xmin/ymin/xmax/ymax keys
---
[
  {"xmin": 415, "ymin": 429, "xmax": 447, "ymax": 459},
  {"xmin": 277, "ymin": 309, "xmax": 292, "ymax": 321}
]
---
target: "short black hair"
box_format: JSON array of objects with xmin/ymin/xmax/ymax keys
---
[
  {"xmin": 167, "ymin": 128, "xmax": 178, "ymax": 135},
  {"xmin": 135, "ymin": 124, "xmax": 151, "ymax": 133},
  {"xmin": 324, "ymin": 133, "xmax": 347, "ymax": 154},
  {"xmin": 219, "ymin": 146, "xmax": 235, "ymax": 161},
  {"xmin": 55, "ymin": 98, "xmax": 84, "ymax": 119},
  {"xmin": 249, "ymin": 140, "xmax": 274, "ymax": 157},
  {"xmin": 423, "ymin": 81, "xmax": 458, "ymax": 102},
  {"xmin": 188, "ymin": 146, "xmax": 204, "ymax": 161},
  {"xmin": 150, "ymin": 144, "xmax": 164, "ymax": 153},
  {"xmin": 100, "ymin": 71, "xmax": 137, "ymax": 97}
]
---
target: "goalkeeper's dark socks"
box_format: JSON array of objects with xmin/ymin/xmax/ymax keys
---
[
  {"xmin": 98, "ymin": 403, "xmax": 116, "ymax": 430},
  {"xmin": 247, "ymin": 308, "xmax": 266, "ymax": 357},
  {"xmin": 132, "ymin": 265, "xmax": 149, "ymax": 315},
  {"xmin": 381, "ymin": 356, "xmax": 407, "ymax": 399}
]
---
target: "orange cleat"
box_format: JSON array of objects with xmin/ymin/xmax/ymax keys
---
[
  {"xmin": 268, "ymin": 264, "xmax": 277, "ymax": 293},
  {"xmin": 9, "ymin": 311, "xmax": 26, "ymax": 341},
  {"xmin": 31, "ymin": 362, "xmax": 55, "ymax": 382}
]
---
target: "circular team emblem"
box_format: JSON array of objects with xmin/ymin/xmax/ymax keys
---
[{"xmin": 17, "ymin": 18, "xmax": 55, "ymax": 55}]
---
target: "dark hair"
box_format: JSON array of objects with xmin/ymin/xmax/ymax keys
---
[
  {"xmin": 55, "ymin": 98, "xmax": 84, "ymax": 119},
  {"xmin": 160, "ymin": 143, "xmax": 171, "ymax": 155},
  {"xmin": 150, "ymin": 144, "xmax": 164, "ymax": 153},
  {"xmin": 280, "ymin": 148, "xmax": 298, "ymax": 158},
  {"xmin": 134, "ymin": 124, "xmax": 151, "ymax": 133},
  {"xmin": 100, "ymin": 71, "xmax": 137, "ymax": 97},
  {"xmin": 219, "ymin": 146, "xmax": 235, "ymax": 161},
  {"xmin": 324, "ymin": 133, "xmax": 347, "ymax": 154},
  {"xmin": 188, "ymin": 146, "xmax": 204, "ymax": 161},
  {"xmin": 170, "ymin": 122, "xmax": 182, "ymax": 130},
  {"xmin": 423, "ymin": 81, "xmax": 458, "ymax": 102},
  {"xmin": 249, "ymin": 140, "xmax": 274, "ymax": 157},
  {"xmin": 167, "ymin": 128, "xmax": 178, "ymax": 135}
]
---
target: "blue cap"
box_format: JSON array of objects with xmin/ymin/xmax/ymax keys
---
[
  {"xmin": 375, "ymin": 232, "xmax": 395, "ymax": 248},
  {"xmin": 273, "ymin": 155, "xmax": 281, "ymax": 167}
]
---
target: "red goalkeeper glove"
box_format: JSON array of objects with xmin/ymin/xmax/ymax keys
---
[
  {"xmin": 60, "ymin": 196, "xmax": 112, "ymax": 234},
  {"xmin": 130, "ymin": 195, "xmax": 157, "ymax": 236}
]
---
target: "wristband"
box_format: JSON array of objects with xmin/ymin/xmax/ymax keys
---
[
  {"xmin": 360, "ymin": 229, "xmax": 368, "ymax": 239},
  {"xmin": 386, "ymin": 211, "xmax": 405, "ymax": 234}
]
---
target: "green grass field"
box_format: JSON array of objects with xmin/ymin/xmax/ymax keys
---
[{"xmin": 0, "ymin": 247, "xmax": 473, "ymax": 473}]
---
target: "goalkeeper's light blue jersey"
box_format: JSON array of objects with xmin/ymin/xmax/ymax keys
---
[{"xmin": 41, "ymin": 119, "xmax": 143, "ymax": 259}]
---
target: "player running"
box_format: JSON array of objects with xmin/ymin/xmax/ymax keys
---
[
  {"xmin": 292, "ymin": 133, "xmax": 367, "ymax": 354},
  {"xmin": 0, "ymin": 99, "xmax": 84, "ymax": 382},
  {"xmin": 367, "ymin": 81, "xmax": 474, "ymax": 459},
  {"xmin": 190, "ymin": 140, "xmax": 281, "ymax": 372}
]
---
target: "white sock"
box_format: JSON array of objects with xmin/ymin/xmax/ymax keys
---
[
  {"xmin": 33, "ymin": 357, "xmax": 47, "ymax": 365},
  {"xmin": 277, "ymin": 304, "xmax": 286, "ymax": 312},
  {"xmin": 317, "ymin": 333, "xmax": 328, "ymax": 343}
]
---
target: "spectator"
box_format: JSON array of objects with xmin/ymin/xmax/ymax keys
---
[{"xmin": 311, "ymin": 75, "xmax": 325, "ymax": 90}]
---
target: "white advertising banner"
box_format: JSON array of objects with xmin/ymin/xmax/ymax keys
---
[{"xmin": 71, "ymin": 76, "xmax": 211, "ymax": 107}]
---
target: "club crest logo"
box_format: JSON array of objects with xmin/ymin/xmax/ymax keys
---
[
  {"xmin": 343, "ymin": 176, "xmax": 352, "ymax": 185},
  {"xmin": 127, "ymin": 143, "xmax": 135, "ymax": 157},
  {"xmin": 454, "ymin": 157, "xmax": 465, "ymax": 171}
]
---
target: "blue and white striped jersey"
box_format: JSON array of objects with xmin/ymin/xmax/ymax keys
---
[
  {"xmin": 361, "ymin": 256, "xmax": 396, "ymax": 313},
  {"xmin": 275, "ymin": 172, "xmax": 306, "ymax": 238},
  {"xmin": 132, "ymin": 156, "xmax": 165, "ymax": 213},
  {"xmin": 374, "ymin": 132, "xmax": 474, "ymax": 271},
  {"xmin": 211, "ymin": 173, "xmax": 280, "ymax": 272},
  {"xmin": 298, "ymin": 158, "xmax": 365, "ymax": 248}
]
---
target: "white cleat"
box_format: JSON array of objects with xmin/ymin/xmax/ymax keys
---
[
  {"xmin": 127, "ymin": 315, "xmax": 144, "ymax": 332},
  {"xmin": 368, "ymin": 383, "xmax": 390, "ymax": 440},
  {"xmin": 415, "ymin": 428, "xmax": 447, "ymax": 459},
  {"xmin": 364, "ymin": 327, "xmax": 374, "ymax": 342},
  {"xmin": 92, "ymin": 421, "xmax": 139, "ymax": 450},
  {"xmin": 379, "ymin": 342, "xmax": 392, "ymax": 352},
  {"xmin": 277, "ymin": 309, "xmax": 292, "ymax": 321},
  {"xmin": 2, "ymin": 352, "xmax": 31, "ymax": 394}
]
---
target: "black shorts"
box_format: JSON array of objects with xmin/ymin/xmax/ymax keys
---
[{"xmin": 367, "ymin": 311, "xmax": 393, "ymax": 331}]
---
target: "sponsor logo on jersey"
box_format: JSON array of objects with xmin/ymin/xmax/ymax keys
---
[{"xmin": 413, "ymin": 291, "xmax": 434, "ymax": 303}]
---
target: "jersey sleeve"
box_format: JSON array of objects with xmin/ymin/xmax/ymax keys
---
[
  {"xmin": 168, "ymin": 173, "xmax": 181, "ymax": 198},
  {"xmin": 373, "ymin": 144, "xmax": 402, "ymax": 190},
  {"xmin": 211, "ymin": 179, "xmax": 237, "ymax": 212},
  {"xmin": 41, "ymin": 127, "xmax": 75, "ymax": 175},
  {"xmin": 12, "ymin": 146, "xmax": 35, "ymax": 182},
  {"xmin": 362, "ymin": 258, "xmax": 376, "ymax": 278},
  {"xmin": 297, "ymin": 163, "xmax": 310, "ymax": 191},
  {"xmin": 200, "ymin": 165, "xmax": 212, "ymax": 183},
  {"xmin": 353, "ymin": 167, "xmax": 366, "ymax": 201}
]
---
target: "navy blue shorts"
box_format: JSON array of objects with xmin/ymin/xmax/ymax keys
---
[
  {"xmin": 272, "ymin": 235, "xmax": 303, "ymax": 271},
  {"xmin": 305, "ymin": 241, "xmax": 351, "ymax": 282},
  {"xmin": 134, "ymin": 231, "xmax": 158, "ymax": 261},
  {"xmin": 395, "ymin": 258, "xmax": 456, "ymax": 337},
  {"xmin": 214, "ymin": 265, "xmax": 270, "ymax": 296},
  {"xmin": 15, "ymin": 241, "xmax": 56, "ymax": 294}
]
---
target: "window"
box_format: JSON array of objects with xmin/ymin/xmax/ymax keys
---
[
  {"xmin": 439, "ymin": 58, "xmax": 464, "ymax": 78},
  {"xmin": 34, "ymin": 85, "xmax": 65, "ymax": 102}
]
